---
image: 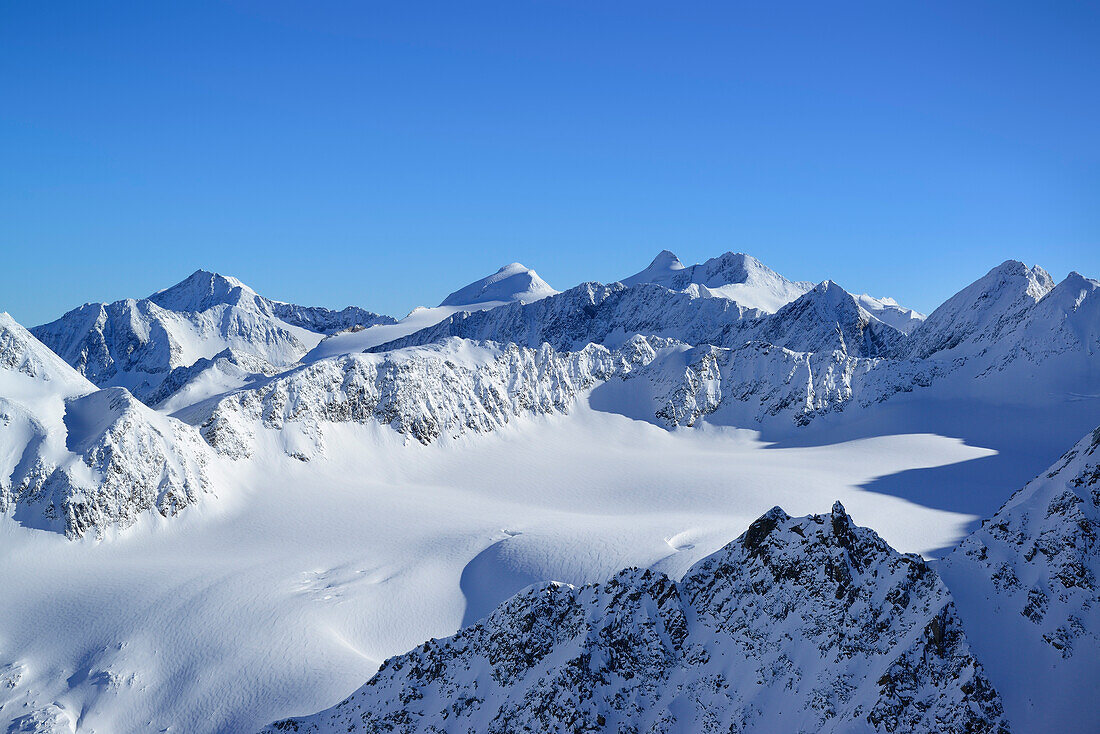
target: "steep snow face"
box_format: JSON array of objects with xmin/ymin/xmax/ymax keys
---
[
  {"xmin": 0, "ymin": 312, "xmax": 94, "ymax": 399},
  {"xmin": 620, "ymin": 250, "xmax": 814, "ymax": 313},
  {"xmin": 855, "ymin": 294, "xmax": 925, "ymax": 335},
  {"xmin": 0, "ymin": 315, "xmax": 212, "ymax": 538},
  {"xmin": 262, "ymin": 504, "xmax": 1007, "ymax": 734},
  {"xmin": 147, "ymin": 269, "xmax": 258, "ymax": 313},
  {"xmin": 904, "ymin": 260, "xmax": 1055, "ymax": 360},
  {"xmin": 940, "ymin": 425, "xmax": 1100, "ymax": 734},
  {"xmin": 31, "ymin": 270, "xmax": 393, "ymax": 406},
  {"xmin": 895, "ymin": 266, "xmax": 1100, "ymax": 401},
  {"xmin": 189, "ymin": 336, "xmax": 670, "ymax": 459},
  {"xmin": 439, "ymin": 262, "xmax": 558, "ymax": 307}
]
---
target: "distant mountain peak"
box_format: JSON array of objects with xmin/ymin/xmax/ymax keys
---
[
  {"xmin": 905, "ymin": 259, "xmax": 1057, "ymax": 359},
  {"xmin": 620, "ymin": 250, "xmax": 687, "ymax": 287},
  {"xmin": 147, "ymin": 269, "xmax": 257, "ymax": 312},
  {"xmin": 439, "ymin": 262, "xmax": 558, "ymax": 307},
  {"xmin": 620, "ymin": 250, "xmax": 813, "ymax": 313}
]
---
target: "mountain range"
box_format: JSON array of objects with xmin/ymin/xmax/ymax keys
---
[{"xmin": 1, "ymin": 250, "xmax": 1097, "ymax": 733}]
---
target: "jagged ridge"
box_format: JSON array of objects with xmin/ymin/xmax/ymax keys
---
[{"xmin": 261, "ymin": 503, "xmax": 1008, "ymax": 733}]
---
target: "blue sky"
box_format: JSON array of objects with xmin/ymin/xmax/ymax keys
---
[{"xmin": 2, "ymin": 1, "xmax": 1097, "ymax": 324}]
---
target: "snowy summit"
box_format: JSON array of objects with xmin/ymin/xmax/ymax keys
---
[{"xmin": 439, "ymin": 262, "xmax": 558, "ymax": 307}]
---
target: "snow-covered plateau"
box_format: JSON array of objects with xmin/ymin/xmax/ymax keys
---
[{"xmin": 0, "ymin": 251, "xmax": 1098, "ymax": 733}]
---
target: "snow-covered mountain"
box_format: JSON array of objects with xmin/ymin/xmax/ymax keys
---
[
  {"xmin": 439, "ymin": 262, "xmax": 557, "ymax": 307},
  {"xmin": 0, "ymin": 313, "xmax": 212, "ymax": 538},
  {"xmin": 754, "ymin": 280, "xmax": 905, "ymax": 358},
  {"xmin": 262, "ymin": 503, "xmax": 1007, "ymax": 734},
  {"xmin": 3, "ymin": 251, "xmax": 1100, "ymax": 734},
  {"xmin": 31, "ymin": 270, "xmax": 394, "ymax": 406},
  {"xmin": 372, "ymin": 281, "xmax": 903, "ymax": 361},
  {"xmin": 903, "ymin": 260, "xmax": 1055, "ymax": 360},
  {"xmin": 11, "ymin": 253, "xmax": 1099, "ymax": 534},
  {"xmin": 620, "ymin": 250, "xmax": 814, "ymax": 313},
  {"xmin": 939, "ymin": 424, "xmax": 1100, "ymax": 733},
  {"xmin": 302, "ymin": 263, "xmax": 559, "ymax": 362},
  {"xmin": 368, "ymin": 280, "xmax": 759, "ymax": 353}
]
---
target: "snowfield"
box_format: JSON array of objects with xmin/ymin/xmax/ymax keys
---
[{"xmin": 1, "ymin": 252, "xmax": 1098, "ymax": 733}]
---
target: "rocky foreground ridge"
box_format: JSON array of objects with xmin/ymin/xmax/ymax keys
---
[{"xmin": 262, "ymin": 503, "xmax": 1009, "ymax": 734}]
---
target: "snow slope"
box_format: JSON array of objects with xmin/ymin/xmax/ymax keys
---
[
  {"xmin": 263, "ymin": 503, "xmax": 1006, "ymax": 734},
  {"xmin": 903, "ymin": 260, "xmax": 1055, "ymax": 360},
  {"xmin": 939, "ymin": 424, "xmax": 1100, "ymax": 733}
]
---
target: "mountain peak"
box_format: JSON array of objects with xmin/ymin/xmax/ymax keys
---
[
  {"xmin": 620, "ymin": 250, "xmax": 813, "ymax": 312},
  {"xmin": 439, "ymin": 262, "xmax": 557, "ymax": 307},
  {"xmin": 148, "ymin": 269, "xmax": 257, "ymax": 312},
  {"xmin": 620, "ymin": 250, "xmax": 687, "ymax": 287},
  {"xmin": 906, "ymin": 259, "xmax": 1057, "ymax": 359}
]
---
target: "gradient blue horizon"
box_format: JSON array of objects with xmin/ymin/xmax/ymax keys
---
[{"xmin": 2, "ymin": 1, "xmax": 1097, "ymax": 325}]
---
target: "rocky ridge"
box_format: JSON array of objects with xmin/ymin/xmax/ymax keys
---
[{"xmin": 262, "ymin": 503, "xmax": 1008, "ymax": 734}]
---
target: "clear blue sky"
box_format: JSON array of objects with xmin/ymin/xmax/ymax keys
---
[{"xmin": 2, "ymin": 1, "xmax": 1097, "ymax": 325}]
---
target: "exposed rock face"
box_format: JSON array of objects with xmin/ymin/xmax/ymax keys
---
[
  {"xmin": 31, "ymin": 270, "xmax": 393, "ymax": 405},
  {"xmin": 0, "ymin": 386, "xmax": 212, "ymax": 539},
  {"xmin": 940, "ymin": 425, "xmax": 1100, "ymax": 733},
  {"xmin": 189, "ymin": 336, "xmax": 668, "ymax": 459},
  {"xmin": 261, "ymin": 504, "xmax": 1008, "ymax": 734},
  {"xmin": 189, "ymin": 330, "xmax": 944, "ymax": 459},
  {"xmin": 268, "ymin": 303, "xmax": 397, "ymax": 335}
]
